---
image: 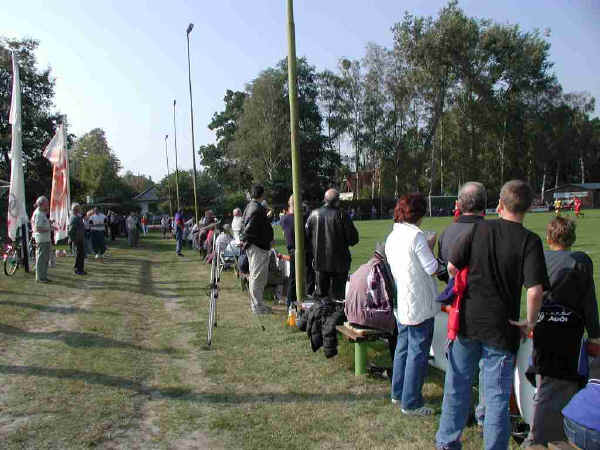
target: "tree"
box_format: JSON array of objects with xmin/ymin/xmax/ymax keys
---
[
  {"xmin": 339, "ymin": 58, "xmax": 364, "ymax": 199},
  {"xmin": 157, "ymin": 169, "xmax": 222, "ymax": 216},
  {"xmin": 198, "ymin": 89, "xmax": 250, "ymax": 192},
  {"xmin": 70, "ymin": 128, "xmax": 125, "ymax": 200},
  {"xmin": 233, "ymin": 68, "xmax": 289, "ymax": 186},
  {"xmin": 0, "ymin": 38, "xmax": 64, "ymax": 207},
  {"xmin": 121, "ymin": 171, "xmax": 154, "ymax": 194}
]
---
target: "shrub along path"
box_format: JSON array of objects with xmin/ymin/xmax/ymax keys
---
[{"xmin": 0, "ymin": 233, "xmax": 511, "ymax": 449}]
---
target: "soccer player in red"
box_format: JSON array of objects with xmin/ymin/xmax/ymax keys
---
[{"xmin": 574, "ymin": 198, "xmax": 583, "ymax": 217}]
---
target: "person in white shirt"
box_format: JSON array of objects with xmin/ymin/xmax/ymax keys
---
[
  {"xmin": 89, "ymin": 207, "xmax": 108, "ymax": 259},
  {"xmin": 125, "ymin": 212, "xmax": 140, "ymax": 247},
  {"xmin": 231, "ymin": 208, "xmax": 243, "ymax": 241},
  {"xmin": 31, "ymin": 196, "xmax": 52, "ymax": 282},
  {"xmin": 385, "ymin": 192, "xmax": 438, "ymax": 417},
  {"xmin": 215, "ymin": 224, "xmax": 233, "ymax": 256}
]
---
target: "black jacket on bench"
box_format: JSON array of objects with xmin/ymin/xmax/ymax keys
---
[{"xmin": 306, "ymin": 301, "xmax": 345, "ymax": 358}]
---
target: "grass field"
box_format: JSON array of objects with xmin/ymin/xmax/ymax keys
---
[
  {"xmin": 0, "ymin": 210, "xmax": 597, "ymax": 449},
  {"xmin": 275, "ymin": 209, "xmax": 600, "ymax": 311}
]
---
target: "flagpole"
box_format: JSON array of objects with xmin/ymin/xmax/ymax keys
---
[
  {"xmin": 164, "ymin": 134, "xmax": 173, "ymax": 218},
  {"xmin": 8, "ymin": 51, "xmax": 29, "ymax": 272},
  {"xmin": 186, "ymin": 23, "xmax": 200, "ymax": 225},
  {"xmin": 63, "ymin": 124, "xmax": 71, "ymax": 218},
  {"xmin": 172, "ymin": 100, "xmax": 181, "ymax": 210},
  {"xmin": 286, "ymin": 0, "xmax": 305, "ymax": 303}
]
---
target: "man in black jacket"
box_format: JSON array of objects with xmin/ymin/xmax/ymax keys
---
[
  {"xmin": 305, "ymin": 188, "xmax": 359, "ymax": 301},
  {"xmin": 241, "ymin": 185, "xmax": 274, "ymax": 314},
  {"xmin": 68, "ymin": 203, "xmax": 86, "ymax": 275}
]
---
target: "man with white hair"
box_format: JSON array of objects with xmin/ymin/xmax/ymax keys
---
[
  {"xmin": 305, "ymin": 188, "xmax": 359, "ymax": 300},
  {"xmin": 31, "ymin": 196, "xmax": 52, "ymax": 282},
  {"xmin": 68, "ymin": 203, "xmax": 86, "ymax": 275},
  {"xmin": 231, "ymin": 208, "xmax": 243, "ymax": 241}
]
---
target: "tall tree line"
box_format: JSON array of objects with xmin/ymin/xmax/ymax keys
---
[{"xmin": 200, "ymin": 1, "xmax": 599, "ymax": 204}]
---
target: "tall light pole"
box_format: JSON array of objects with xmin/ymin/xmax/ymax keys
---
[
  {"xmin": 186, "ymin": 22, "xmax": 200, "ymax": 225},
  {"xmin": 172, "ymin": 99, "xmax": 181, "ymax": 211},
  {"xmin": 164, "ymin": 134, "xmax": 173, "ymax": 218},
  {"xmin": 286, "ymin": 0, "xmax": 305, "ymax": 302}
]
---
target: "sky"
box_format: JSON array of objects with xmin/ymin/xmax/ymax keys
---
[{"xmin": 3, "ymin": 0, "xmax": 599, "ymax": 183}]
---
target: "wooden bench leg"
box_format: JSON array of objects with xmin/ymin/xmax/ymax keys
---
[{"xmin": 355, "ymin": 341, "xmax": 367, "ymax": 376}]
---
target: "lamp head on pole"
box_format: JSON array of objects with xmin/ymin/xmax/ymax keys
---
[
  {"xmin": 173, "ymin": 99, "xmax": 176, "ymax": 106},
  {"xmin": 165, "ymin": 134, "xmax": 168, "ymax": 140},
  {"xmin": 186, "ymin": 23, "xmax": 194, "ymax": 34}
]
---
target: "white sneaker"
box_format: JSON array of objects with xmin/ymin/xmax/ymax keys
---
[
  {"xmin": 95, "ymin": 254, "xmax": 99, "ymax": 259},
  {"xmin": 401, "ymin": 406, "xmax": 434, "ymax": 416}
]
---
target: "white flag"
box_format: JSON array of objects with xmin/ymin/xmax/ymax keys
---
[
  {"xmin": 43, "ymin": 124, "xmax": 70, "ymax": 243},
  {"xmin": 7, "ymin": 52, "xmax": 28, "ymax": 242}
]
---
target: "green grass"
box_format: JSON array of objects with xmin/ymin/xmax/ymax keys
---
[
  {"xmin": 1, "ymin": 212, "xmax": 598, "ymax": 449},
  {"xmin": 275, "ymin": 210, "xmax": 600, "ymax": 312}
]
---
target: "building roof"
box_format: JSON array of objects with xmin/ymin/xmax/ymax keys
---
[
  {"xmin": 133, "ymin": 185, "xmax": 159, "ymax": 202},
  {"xmin": 578, "ymin": 183, "xmax": 600, "ymax": 190},
  {"xmin": 544, "ymin": 183, "xmax": 600, "ymax": 192}
]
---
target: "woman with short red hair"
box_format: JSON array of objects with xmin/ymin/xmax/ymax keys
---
[{"xmin": 385, "ymin": 192, "xmax": 439, "ymax": 416}]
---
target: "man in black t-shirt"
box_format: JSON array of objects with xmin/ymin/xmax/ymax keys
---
[{"xmin": 436, "ymin": 180, "xmax": 549, "ymax": 450}]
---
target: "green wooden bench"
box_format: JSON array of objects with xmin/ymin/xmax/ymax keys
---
[{"xmin": 336, "ymin": 324, "xmax": 390, "ymax": 376}]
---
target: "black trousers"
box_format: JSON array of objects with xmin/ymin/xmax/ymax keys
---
[
  {"xmin": 305, "ymin": 256, "xmax": 316, "ymax": 296},
  {"xmin": 287, "ymin": 250, "xmax": 319, "ymax": 306},
  {"xmin": 74, "ymin": 241, "xmax": 85, "ymax": 273},
  {"xmin": 315, "ymin": 271, "xmax": 348, "ymax": 300},
  {"xmin": 110, "ymin": 223, "xmax": 119, "ymax": 240}
]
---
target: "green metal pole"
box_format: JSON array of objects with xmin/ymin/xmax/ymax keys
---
[
  {"xmin": 286, "ymin": 0, "xmax": 305, "ymax": 304},
  {"xmin": 355, "ymin": 341, "xmax": 367, "ymax": 376}
]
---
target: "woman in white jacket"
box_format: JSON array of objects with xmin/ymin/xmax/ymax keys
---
[{"xmin": 385, "ymin": 193, "xmax": 438, "ymax": 416}]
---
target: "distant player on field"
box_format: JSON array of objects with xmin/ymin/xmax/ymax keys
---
[
  {"xmin": 574, "ymin": 197, "xmax": 583, "ymax": 217},
  {"xmin": 554, "ymin": 199, "xmax": 562, "ymax": 216}
]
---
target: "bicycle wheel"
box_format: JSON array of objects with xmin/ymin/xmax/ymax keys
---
[
  {"xmin": 207, "ymin": 231, "xmax": 219, "ymax": 347},
  {"xmin": 4, "ymin": 249, "xmax": 19, "ymax": 276},
  {"xmin": 207, "ymin": 288, "xmax": 216, "ymax": 347}
]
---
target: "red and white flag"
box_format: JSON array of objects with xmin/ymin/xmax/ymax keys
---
[
  {"xmin": 43, "ymin": 124, "xmax": 70, "ymax": 243},
  {"xmin": 7, "ymin": 52, "xmax": 28, "ymax": 241}
]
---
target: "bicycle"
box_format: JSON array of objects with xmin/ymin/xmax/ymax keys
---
[
  {"xmin": 207, "ymin": 229, "xmax": 219, "ymax": 347},
  {"xmin": 3, "ymin": 234, "xmax": 36, "ymax": 276}
]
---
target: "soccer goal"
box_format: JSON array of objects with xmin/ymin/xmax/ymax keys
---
[{"xmin": 427, "ymin": 195, "xmax": 457, "ymax": 217}]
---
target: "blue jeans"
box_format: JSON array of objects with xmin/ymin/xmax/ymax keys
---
[
  {"xmin": 436, "ymin": 337, "xmax": 514, "ymax": 450},
  {"xmin": 391, "ymin": 317, "xmax": 434, "ymax": 410},
  {"xmin": 175, "ymin": 229, "xmax": 183, "ymax": 254},
  {"xmin": 475, "ymin": 359, "xmax": 485, "ymax": 426},
  {"xmin": 564, "ymin": 417, "xmax": 600, "ymax": 450}
]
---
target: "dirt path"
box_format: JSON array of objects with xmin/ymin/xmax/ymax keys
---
[{"xmin": 0, "ymin": 238, "xmax": 223, "ymax": 449}]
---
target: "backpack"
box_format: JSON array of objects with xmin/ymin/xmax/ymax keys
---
[{"xmin": 344, "ymin": 244, "xmax": 395, "ymax": 332}]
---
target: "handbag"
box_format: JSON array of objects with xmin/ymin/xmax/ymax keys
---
[{"xmin": 238, "ymin": 248, "xmax": 249, "ymax": 274}]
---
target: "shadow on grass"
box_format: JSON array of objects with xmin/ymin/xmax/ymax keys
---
[
  {"xmin": 0, "ymin": 364, "xmax": 392, "ymax": 404},
  {"xmin": 0, "ymin": 300, "xmax": 120, "ymax": 316},
  {"xmin": 0, "ymin": 290, "xmax": 49, "ymax": 298},
  {"xmin": 0, "ymin": 324, "xmax": 177, "ymax": 354}
]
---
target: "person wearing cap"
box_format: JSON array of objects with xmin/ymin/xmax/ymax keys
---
[
  {"xmin": 31, "ymin": 196, "xmax": 52, "ymax": 282},
  {"xmin": 68, "ymin": 203, "xmax": 86, "ymax": 275}
]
